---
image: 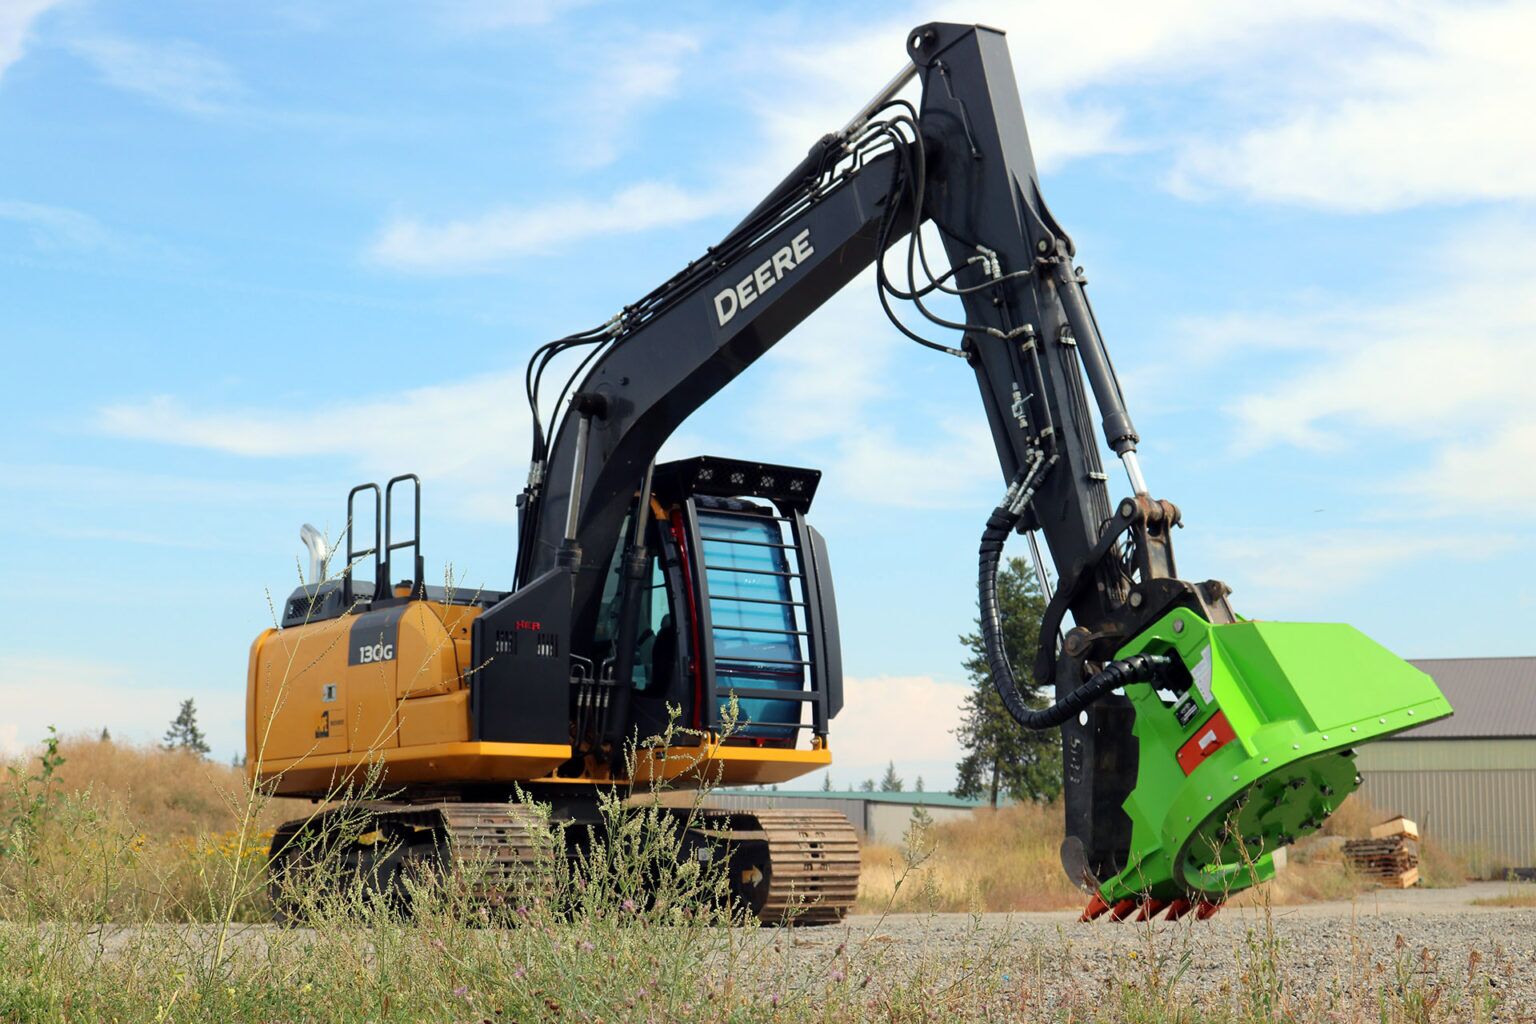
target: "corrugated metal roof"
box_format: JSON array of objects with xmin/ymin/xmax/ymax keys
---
[{"xmin": 1396, "ymin": 657, "xmax": 1536, "ymax": 739}]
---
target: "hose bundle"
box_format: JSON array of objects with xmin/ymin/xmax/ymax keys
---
[{"xmin": 979, "ymin": 495, "xmax": 1173, "ymax": 731}]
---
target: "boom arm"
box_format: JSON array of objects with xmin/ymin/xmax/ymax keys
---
[{"xmin": 504, "ymin": 22, "xmax": 1213, "ymax": 880}]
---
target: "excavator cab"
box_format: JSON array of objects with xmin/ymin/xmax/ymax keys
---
[{"xmin": 612, "ymin": 456, "xmax": 843, "ymax": 753}]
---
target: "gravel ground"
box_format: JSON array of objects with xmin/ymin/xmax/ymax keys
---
[
  {"xmin": 68, "ymin": 882, "xmax": 1536, "ymax": 1018},
  {"xmin": 754, "ymin": 882, "xmax": 1536, "ymax": 1014}
]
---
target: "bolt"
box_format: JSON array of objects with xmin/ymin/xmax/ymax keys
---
[
  {"xmin": 1261, "ymin": 757, "xmax": 1270, "ymax": 764},
  {"xmin": 1173, "ymin": 619, "xmax": 1185, "ymax": 634},
  {"xmin": 1322, "ymin": 734, "xmax": 1329, "ymax": 741},
  {"xmin": 1379, "ymin": 718, "xmax": 1386, "ymax": 724},
  {"xmin": 1130, "ymin": 592, "xmax": 1143, "ymax": 608},
  {"xmin": 1350, "ymin": 726, "xmax": 1358, "ymax": 733},
  {"xmin": 1407, "ymin": 709, "xmax": 1415, "ymax": 716},
  {"xmin": 1037, "ymin": 239, "xmax": 1049, "ymax": 252}
]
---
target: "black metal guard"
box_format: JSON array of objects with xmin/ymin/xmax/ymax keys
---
[
  {"xmin": 384, "ymin": 473, "xmax": 425, "ymax": 600},
  {"xmin": 343, "ymin": 483, "xmax": 381, "ymax": 607},
  {"xmin": 683, "ymin": 497, "xmax": 831, "ymax": 737}
]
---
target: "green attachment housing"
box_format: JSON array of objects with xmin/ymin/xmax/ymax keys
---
[{"xmin": 1094, "ymin": 614, "xmax": 1452, "ymax": 905}]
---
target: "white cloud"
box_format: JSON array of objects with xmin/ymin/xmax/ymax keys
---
[
  {"xmin": 434, "ymin": 0, "xmax": 597, "ymax": 31},
  {"xmin": 375, "ymin": 0, "xmax": 1536, "ymax": 273},
  {"xmin": 370, "ymin": 181, "xmax": 733, "ymax": 272},
  {"xmin": 0, "ymin": 655, "xmax": 244, "ymax": 758},
  {"xmin": 1206, "ymin": 529, "xmax": 1504, "ymax": 612},
  {"xmin": 70, "ymin": 35, "xmax": 244, "ymax": 115},
  {"xmin": 0, "ymin": 200, "xmax": 113, "ymax": 250},
  {"xmin": 97, "ymin": 369, "xmax": 534, "ymax": 521},
  {"xmin": 1171, "ymin": 3, "xmax": 1536, "ymax": 209},
  {"xmin": 565, "ymin": 31, "xmax": 700, "ymax": 170},
  {"xmin": 0, "ymin": 0, "xmax": 60, "ymax": 83},
  {"xmin": 1212, "ymin": 216, "xmax": 1536, "ymax": 516},
  {"xmin": 831, "ymin": 673, "xmax": 968, "ymax": 784}
]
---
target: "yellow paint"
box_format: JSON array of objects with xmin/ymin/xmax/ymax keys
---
[{"xmin": 248, "ymin": 595, "xmax": 834, "ymax": 797}]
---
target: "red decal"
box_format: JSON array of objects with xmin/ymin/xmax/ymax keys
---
[
  {"xmin": 1176, "ymin": 710, "xmax": 1236, "ymax": 775},
  {"xmin": 514, "ymin": 620, "xmax": 543, "ymax": 631}
]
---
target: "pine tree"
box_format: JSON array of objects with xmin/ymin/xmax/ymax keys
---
[
  {"xmin": 858, "ymin": 778, "xmax": 876, "ymax": 792},
  {"xmin": 163, "ymin": 699, "xmax": 210, "ymax": 756},
  {"xmin": 914, "ymin": 775, "xmax": 924, "ymax": 793},
  {"xmin": 952, "ymin": 556, "xmax": 1060, "ymax": 806},
  {"xmin": 878, "ymin": 760, "xmax": 903, "ymax": 792},
  {"xmin": 820, "ymin": 774, "xmax": 833, "ymax": 792},
  {"xmin": 99, "ymin": 727, "xmax": 111, "ymax": 742}
]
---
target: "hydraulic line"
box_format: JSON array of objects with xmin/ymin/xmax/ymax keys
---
[{"xmin": 977, "ymin": 491, "xmax": 1173, "ymax": 731}]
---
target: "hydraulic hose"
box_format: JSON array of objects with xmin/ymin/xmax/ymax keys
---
[{"xmin": 978, "ymin": 497, "xmax": 1174, "ymax": 730}]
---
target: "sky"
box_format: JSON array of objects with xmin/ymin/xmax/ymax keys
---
[{"xmin": 2, "ymin": 1, "xmax": 1533, "ymax": 791}]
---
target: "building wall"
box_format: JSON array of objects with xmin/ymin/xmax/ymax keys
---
[
  {"xmin": 863, "ymin": 802, "xmax": 977, "ymax": 845},
  {"xmin": 1356, "ymin": 738, "xmax": 1536, "ymax": 870},
  {"xmin": 698, "ymin": 793, "xmax": 981, "ymax": 845}
]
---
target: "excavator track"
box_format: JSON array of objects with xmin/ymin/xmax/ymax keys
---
[
  {"xmin": 419, "ymin": 801, "xmax": 547, "ymax": 890},
  {"xmin": 269, "ymin": 802, "xmax": 861, "ymax": 926},
  {"xmin": 745, "ymin": 809, "xmax": 861, "ymax": 925}
]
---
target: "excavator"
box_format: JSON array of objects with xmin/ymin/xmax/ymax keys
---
[{"xmin": 248, "ymin": 22, "xmax": 1452, "ymax": 925}]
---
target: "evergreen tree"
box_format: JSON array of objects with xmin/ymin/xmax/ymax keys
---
[
  {"xmin": 163, "ymin": 699, "xmax": 210, "ymax": 756},
  {"xmin": 914, "ymin": 775, "xmax": 924, "ymax": 793},
  {"xmin": 99, "ymin": 727, "xmax": 111, "ymax": 742},
  {"xmin": 952, "ymin": 556, "xmax": 1060, "ymax": 806},
  {"xmin": 858, "ymin": 778, "xmax": 876, "ymax": 792},
  {"xmin": 820, "ymin": 774, "xmax": 833, "ymax": 792},
  {"xmin": 878, "ymin": 760, "xmax": 903, "ymax": 792}
]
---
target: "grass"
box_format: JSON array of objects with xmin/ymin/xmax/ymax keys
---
[
  {"xmin": 856, "ymin": 800, "xmax": 1083, "ymax": 913},
  {"xmin": 1471, "ymin": 882, "xmax": 1536, "ymax": 908},
  {"xmin": 0, "ymin": 735, "xmax": 1502, "ymax": 1022}
]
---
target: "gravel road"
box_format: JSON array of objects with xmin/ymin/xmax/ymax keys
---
[{"xmin": 756, "ymin": 882, "xmax": 1536, "ymax": 1015}]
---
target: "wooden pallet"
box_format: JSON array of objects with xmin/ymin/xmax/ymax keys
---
[{"xmin": 1343, "ymin": 831, "xmax": 1419, "ymax": 888}]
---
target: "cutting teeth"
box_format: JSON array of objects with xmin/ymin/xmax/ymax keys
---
[
  {"xmin": 1195, "ymin": 900, "xmax": 1224, "ymax": 920},
  {"xmin": 1108, "ymin": 898, "xmax": 1139, "ymax": 921},
  {"xmin": 1163, "ymin": 898, "xmax": 1194, "ymax": 921},
  {"xmin": 1134, "ymin": 898, "xmax": 1168, "ymax": 922},
  {"xmin": 1080, "ymin": 894, "xmax": 1111, "ymax": 922}
]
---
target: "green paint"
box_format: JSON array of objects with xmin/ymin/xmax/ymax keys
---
[{"xmin": 1093, "ymin": 613, "xmax": 1453, "ymax": 905}]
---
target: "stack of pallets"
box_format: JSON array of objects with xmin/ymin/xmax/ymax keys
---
[{"xmin": 1343, "ymin": 816, "xmax": 1420, "ymax": 888}]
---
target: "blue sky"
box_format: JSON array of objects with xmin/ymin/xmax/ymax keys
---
[{"xmin": 2, "ymin": 1, "xmax": 1533, "ymax": 790}]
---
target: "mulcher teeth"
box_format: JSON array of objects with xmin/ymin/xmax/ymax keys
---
[
  {"xmin": 1194, "ymin": 900, "xmax": 1224, "ymax": 920},
  {"xmin": 1108, "ymin": 898, "xmax": 1139, "ymax": 921},
  {"xmin": 1078, "ymin": 894, "xmax": 1222, "ymax": 923},
  {"xmin": 1162, "ymin": 898, "xmax": 1194, "ymax": 921},
  {"xmin": 1079, "ymin": 894, "xmax": 1111, "ymax": 921}
]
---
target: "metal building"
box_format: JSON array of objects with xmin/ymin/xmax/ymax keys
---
[
  {"xmin": 701, "ymin": 790, "xmax": 986, "ymax": 845},
  {"xmin": 1355, "ymin": 656, "xmax": 1536, "ymax": 872}
]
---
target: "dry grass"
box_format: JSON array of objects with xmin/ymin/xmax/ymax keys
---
[
  {"xmin": 1, "ymin": 734, "xmax": 310, "ymax": 923},
  {"xmin": 856, "ymin": 792, "xmax": 1472, "ymax": 914},
  {"xmin": 0, "ymin": 736, "xmax": 1512, "ymax": 1022},
  {"xmin": 6, "ymin": 733, "xmax": 306, "ymax": 835},
  {"xmin": 1471, "ymin": 882, "xmax": 1536, "ymax": 908},
  {"xmin": 857, "ymin": 801, "xmax": 1087, "ymax": 913}
]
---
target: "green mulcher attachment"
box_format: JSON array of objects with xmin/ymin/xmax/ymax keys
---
[{"xmin": 1079, "ymin": 613, "xmax": 1453, "ymax": 922}]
